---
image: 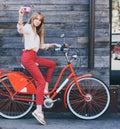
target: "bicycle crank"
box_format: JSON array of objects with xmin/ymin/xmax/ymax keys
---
[{"xmin": 44, "ymin": 98, "xmax": 61, "ymax": 108}]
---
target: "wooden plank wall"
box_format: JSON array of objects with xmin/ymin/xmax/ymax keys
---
[{"xmin": 0, "ymin": 0, "xmax": 110, "ymax": 85}]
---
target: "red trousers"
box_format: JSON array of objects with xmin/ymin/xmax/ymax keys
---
[{"xmin": 21, "ymin": 50, "xmax": 56, "ymax": 104}]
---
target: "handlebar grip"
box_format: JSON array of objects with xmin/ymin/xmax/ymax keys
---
[{"xmin": 55, "ymin": 48, "xmax": 61, "ymax": 51}]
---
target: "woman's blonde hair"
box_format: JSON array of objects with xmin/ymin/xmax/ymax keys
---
[{"xmin": 28, "ymin": 12, "xmax": 45, "ymax": 48}]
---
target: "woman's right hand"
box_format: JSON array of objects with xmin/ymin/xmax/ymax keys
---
[
  {"xmin": 17, "ymin": 8, "xmax": 24, "ymax": 31},
  {"xmin": 19, "ymin": 8, "xmax": 24, "ymax": 17}
]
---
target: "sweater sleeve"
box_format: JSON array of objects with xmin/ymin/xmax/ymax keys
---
[{"xmin": 17, "ymin": 23, "xmax": 31, "ymax": 34}]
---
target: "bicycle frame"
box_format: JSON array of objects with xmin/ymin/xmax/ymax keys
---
[
  {"xmin": 0, "ymin": 47, "xmax": 92, "ymax": 106},
  {"xmin": 48, "ymin": 49, "xmax": 92, "ymax": 101}
]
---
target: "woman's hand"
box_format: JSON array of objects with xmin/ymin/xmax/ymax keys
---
[
  {"xmin": 19, "ymin": 8, "xmax": 25, "ymax": 17},
  {"xmin": 44, "ymin": 43, "xmax": 61, "ymax": 50},
  {"xmin": 54, "ymin": 43, "xmax": 61, "ymax": 48},
  {"xmin": 17, "ymin": 8, "xmax": 25, "ymax": 33},
  {"xmin": 50, "ymin": 43, "xmax": 61, "ymax": 48},
  {"xmin": 18, "ymin": 8, "xmax": 25, "ymax": 25}
]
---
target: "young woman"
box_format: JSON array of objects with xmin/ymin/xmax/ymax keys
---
[{"xmin": 17, "ymin": 8, "xmax": 61, "ymax": 125}]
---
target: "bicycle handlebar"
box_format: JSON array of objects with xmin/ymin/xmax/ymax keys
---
[
  {"xmin": 55, "ymin": 43, "xmax": 69, "ymax": 51},
  {"xmin": 55, "ymin": 43, "xmax": 78, "ymax": 63}
]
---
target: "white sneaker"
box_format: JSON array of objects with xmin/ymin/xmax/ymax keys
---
[{"xmin": 32, "ymin": 110, "xmax": 46, "ymax": 125}]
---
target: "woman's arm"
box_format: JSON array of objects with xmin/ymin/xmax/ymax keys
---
[
  {"xmin": 39, "ymin": 24, "xmax": 45, "ymax": 49},
  {"xmin": 17, "ymin": 8, "xmax": 24, "ymax": 34}
]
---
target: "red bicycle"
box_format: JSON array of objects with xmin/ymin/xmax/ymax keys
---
[{"xmin": 0, "ymin": 44, "xmax": 110, "ymax": 120}]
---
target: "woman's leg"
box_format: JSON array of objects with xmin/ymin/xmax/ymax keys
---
[
  {"xmin": 21, "ymin": 50, "xmax": 46, "ymax": 125},
  {"xmin": 35, "ymin": 57, "xmax": 56, "ymax": 95},
  {"xmin": 21, "ymin": 51, "xmax": 46, "ymax": 105},
  {"xmin": 35, "ymin": 57, "xmax": 56, "ymax": 82}
]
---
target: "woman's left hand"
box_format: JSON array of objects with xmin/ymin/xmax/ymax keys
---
[
  {"xmin": 44, "ymin": 43, "xmax": 61, "ymax": 50},
  {"xmin": 54, "ymin": 43, "xmax": 61, "ymax": 48}
]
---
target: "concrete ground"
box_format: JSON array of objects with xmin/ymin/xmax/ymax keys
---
[{"xmin": 0, "ymin": 112, "xmax": 120, "ymax": 129}]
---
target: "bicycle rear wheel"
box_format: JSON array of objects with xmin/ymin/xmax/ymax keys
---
[
  {"xmin": 66, "ymin": 77, "xmax": 110, "ymax": 120},
  {"xmin": 0, "ymin": 76, "xmax": 35, "ymax": 119}
]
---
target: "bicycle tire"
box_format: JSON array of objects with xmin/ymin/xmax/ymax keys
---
[
  {"xmin": 0, "ymin": 76, "xmax": 35, "ymax": 119},
  {"xmin": 66, "ymin": 77, "xmax": 110, "ymax": 120}
]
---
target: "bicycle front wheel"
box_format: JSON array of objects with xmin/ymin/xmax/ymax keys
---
[
  {"xmin": 0, "ymin": 76, "xmax": 35, "ymax": 119},
  {"xmin": 66, "ymin": 77, "xmax": 110, "ymax": 120}
]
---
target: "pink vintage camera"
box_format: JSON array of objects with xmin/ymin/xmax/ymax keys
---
[{"xmin": 21, "ymin": 7, "xmax": 31, "ymax": 13}]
